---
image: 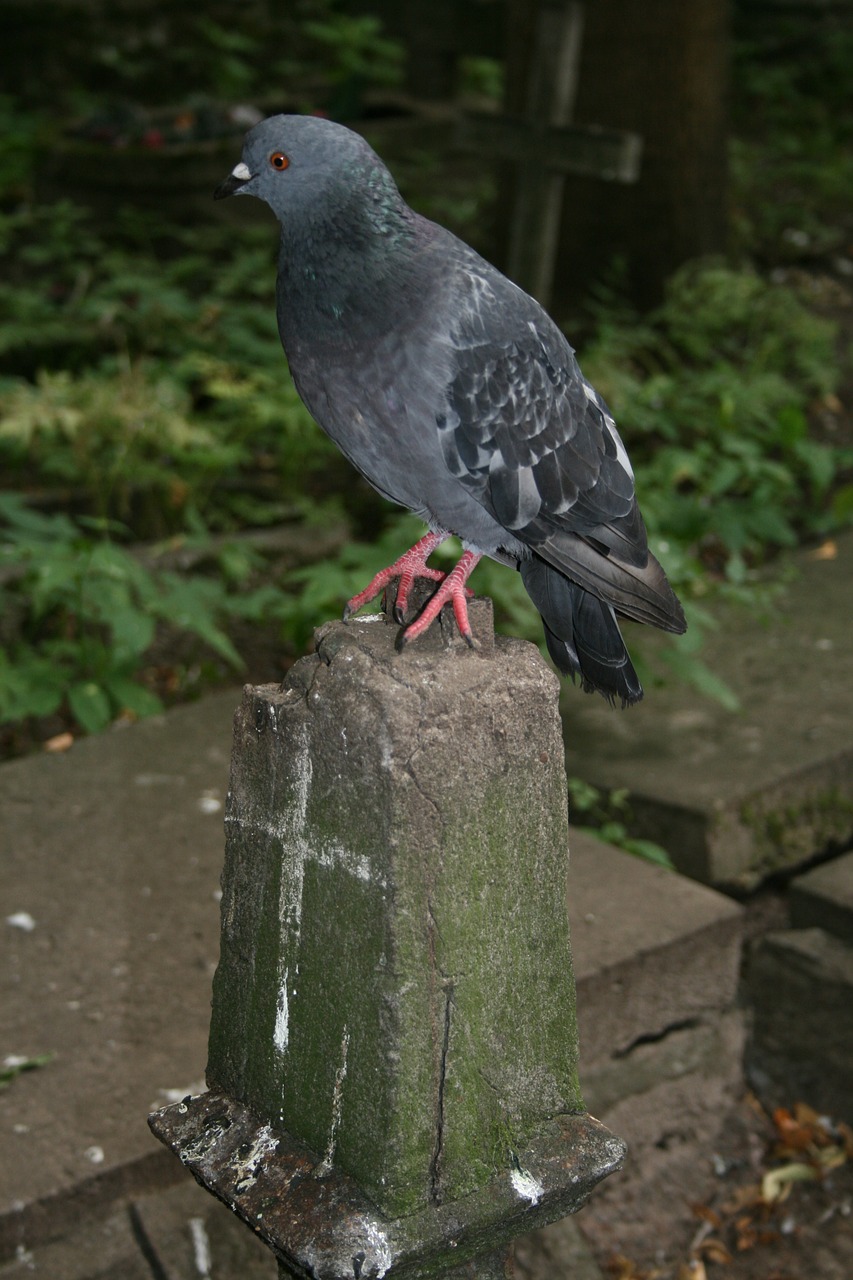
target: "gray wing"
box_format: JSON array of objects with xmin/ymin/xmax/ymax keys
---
[{"xmin": 436, "ymin": 263, "xmax": 682, "ymax": 630}]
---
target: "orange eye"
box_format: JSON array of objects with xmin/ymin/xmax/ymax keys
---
[{"xmin": 269, "ymin": 151, "xmax": 289, "ymax": 171}]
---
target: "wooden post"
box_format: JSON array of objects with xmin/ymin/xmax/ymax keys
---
[
  {"xmin": 550, "ymin": 0, "xmax": 730, "ymax": 308},
  {"xmin": 456, "ymin": 0, "xmax": 642, "ymax": 309},
  {"xmin": 149, "ymin": 600, "xmax": 624, "ymax": 1275}
]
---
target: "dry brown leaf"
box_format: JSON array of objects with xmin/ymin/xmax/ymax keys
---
[
  {"xmin": 606, "ymin": 1255, "xmax": 643, "ymax": 1280},
  {"xmin": 44, "ymin": 731, "xmax": 74, "ymax": 753},
  {"xmin": 792, "ymin": 1101, "xmax": 822, "ymax": 1126},
  {"xmin": 735, "ymin": 1217, "xmax": 759, "ymax": 1252},
  {"xmin": 772, "ymin": 1106, "xmax": 815, "ymax": 1154},
  {"xmin": 722, "ymin": 1184, "xmax": 764, "ymax": 1215},
  {"xmin": 809, "ymin": 539, "xmax": 837, "ymax": 560},
  {"xmin": 690, "ymin": 1202, "xmax": 723, "ymax": 1230},
  {"xmin": 696, "ymin": 1237, "xmax": 734, "ymax": 1265}
]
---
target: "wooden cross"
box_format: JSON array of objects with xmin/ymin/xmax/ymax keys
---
[{"xmin": 456, "ymin": 1, "xmax": 642, "ymax": 309}]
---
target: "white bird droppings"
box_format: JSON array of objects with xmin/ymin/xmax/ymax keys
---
[
  {"xmin": 510, "ymin": 1164, "xmax": 544, "ymax": 1205},
  {"xmin": 274, "ymin": 967, "xmax": 290, "ymax": 1053}
]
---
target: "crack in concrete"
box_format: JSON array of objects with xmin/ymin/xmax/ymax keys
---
[{"xmin": 613, "ymin": 1016, "xmax": 701, "ymax": 1060}]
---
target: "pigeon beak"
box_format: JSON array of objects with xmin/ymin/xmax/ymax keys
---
[{"xmin": 214, "ymin": 162, "xmax": 253, "ymax": 200}]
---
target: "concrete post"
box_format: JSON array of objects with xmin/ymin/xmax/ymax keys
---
[{"xmin": 150, "ymin": 599, "xmax": 624, "ymax": 1275}]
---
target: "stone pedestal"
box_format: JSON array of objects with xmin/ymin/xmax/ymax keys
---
[{"xmin": 150, "ymin": 601, "xmax": 624, "ymax": 1275}]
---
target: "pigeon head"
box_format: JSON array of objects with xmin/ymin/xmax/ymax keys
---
[{"xmin": 215, "ymin": 114, "xmax": 411, "ymax": 246}]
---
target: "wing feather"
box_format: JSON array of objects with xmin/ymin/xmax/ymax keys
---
[{"xmin": 435, "ymin": 258, "xmax": 684, "ymax": 635}]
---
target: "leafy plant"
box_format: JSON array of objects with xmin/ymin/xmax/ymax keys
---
[
  {"xmin": 582, "ymin": 261, "xmax": 849, "ymax": 578},
  {"xmin": 567, "ymin": 777, "xmax": 674, "ymax": 868},
  {"xmin": 0, "ymin": 495, "xmax": 286, "ymax": 735},
  {"xmin": 731, "ymin": 18, "xmax": 853, "ymax": 260}
]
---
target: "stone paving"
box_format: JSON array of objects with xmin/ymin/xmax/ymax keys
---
[{"xmin": 561, "ymin": 532, "xmax": 853, "ymax": 890}]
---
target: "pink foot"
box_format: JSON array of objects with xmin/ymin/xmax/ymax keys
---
[
  {"xmin": 398, "ymin": 549, "xmax": 482, "ymax": 648},
  {"xmin": 343, "ymin": 532, "xmax": 480, "ymax": 646},
  {"xmin": 343, "ymin": 532, "xmax": 448, "ymax": 621}
]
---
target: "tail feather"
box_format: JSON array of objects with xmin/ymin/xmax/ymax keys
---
[
  {"xmin": 537, "ymin": 533, "xmax": 687, "ymax": 634},
  {"xmin": 520, "ymin": 557, "xmax": 644, "ymax": 707}
]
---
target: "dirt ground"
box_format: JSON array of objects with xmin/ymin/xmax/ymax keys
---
[
  {"xmin": 515, "ymin": 1089, "xmax": 853, "ymax": 1280},
  {"xmin": 603, "ymin": 1097, "xmax": 852, "ymax": 1280}
]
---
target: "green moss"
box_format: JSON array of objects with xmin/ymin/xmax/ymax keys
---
[{"xmin": 738, "ymin": 785, "xmax": 853, "ymax": 881}]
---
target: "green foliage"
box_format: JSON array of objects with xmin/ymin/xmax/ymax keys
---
[
  {"xmin": 567, "ymin": 777, "xmax": 675, "ymax": 869},
  {"xmin": 0, "ymin": 203, "xmax": 335, "ymax": 536},
  {"xmin": 582, "ymin": 262, "xmax": 848, "ymax": 576},
  {"xmin": 0, "ymin": 95, "xmax": 42, "ymax": 196},
  {"xmin": 731, "ymin": 19, "xmax": 853, "ymax": 259},
  {"xmin": 0, "ymin": 495, "xmax": 298, "ymax": 734},
  {"xmin": 458, "ymin": 57, "xmax": 505, "ymax": 103},
  {"xmin": 0, "ymin": 1052, "xmax": 53, "ymax": 1090},
  {"xmin": 301, "ymin": 14, "xmax": 403, "ymax": 92}
]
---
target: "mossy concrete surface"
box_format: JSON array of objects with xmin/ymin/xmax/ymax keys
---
[
  {"xmin": 206, "ymin": 605, "xmax": 584, "ymax": 1219},
  {"xmin": 560, "ymin": 534, "xmax": 853, "ymax": 890}
]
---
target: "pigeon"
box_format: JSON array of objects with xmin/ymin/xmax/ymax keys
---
[{"xmin": 215, "ymin": 115, "xmax": 686, "ymax": 705}]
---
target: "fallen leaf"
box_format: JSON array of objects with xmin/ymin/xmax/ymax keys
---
[
  {"xmin": 691, "ymin": 1203, "xmax": 722, "ymax": 1230},
  {"xmin": 735, "ymin": 1217, "xmax": 759, "ymax": 1252},
  {"xmin": 44, "ymin": 731, "xmax": 74, "ymax": 753},
  {"xmin": 762, "ymin": 1162, "xmax": 818, "ymax": 1203},
  {"xmin": 792, "ymin": 1101, "xmax": 822, "ymax": 1126},
  {"xmin": 809, "ymin": 539, "xmax": 837, "ymax": 560},
  {"xmin": 722, "ymin": 1185, "xmax": 764, "ymax": 1215},
  {"xmin": 814, "ymin": 1143, "xmax": 847, "ymax": 1171},
  {"xmin": 606, "ymin": 1255, "xmax": 643, "ymax": 1279},
  {"xmin": 697, "ymin": 1237, "xmax": 733, "ymax": 1265}
]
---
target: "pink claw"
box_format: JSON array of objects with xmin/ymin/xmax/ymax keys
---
[
  {"xmin": 343, "ymin": 532, "xmax": 449, "ymax": 620},
  {"xmin": 343, "ymin": 532, "xmax": 480, "ymax": 645},
  {"xmin": 398, "ymin": 549, "xmax": 482, "ymax": 648}
]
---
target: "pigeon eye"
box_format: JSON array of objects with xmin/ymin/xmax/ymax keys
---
[{"xmin": 269, "ymin": 152, "xmax": 289, "ymax": 171}]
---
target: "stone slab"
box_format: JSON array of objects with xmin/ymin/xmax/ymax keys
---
[
  {"xmin": 572, "ymin": 1012, "xmax": 747, "ymax": 1269},
  {"xmin": 560, "ymin": 533, "xmax": 853, "ymax": 890},
  {"xmin": 789, "ymin": 850, "xmax": 853, "ymax": 941},
  {"xmin": 0, "ymin": 1206, "xmax": 151, "ymax": 1280},
  {"xmin": 745, "ymin": 926, "xmax": 853, "ymax": 1121},
  {"xmin": 0, "ymin": 691, "xmax": 240, "ymax": 1260},
  {"xmin": 567, "ymin": 833, "xmax": 743, "ymax": 1066},
  {"xmin": 132, "ymin": 1179, "xmax": 275, "ymax": 1280}
]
